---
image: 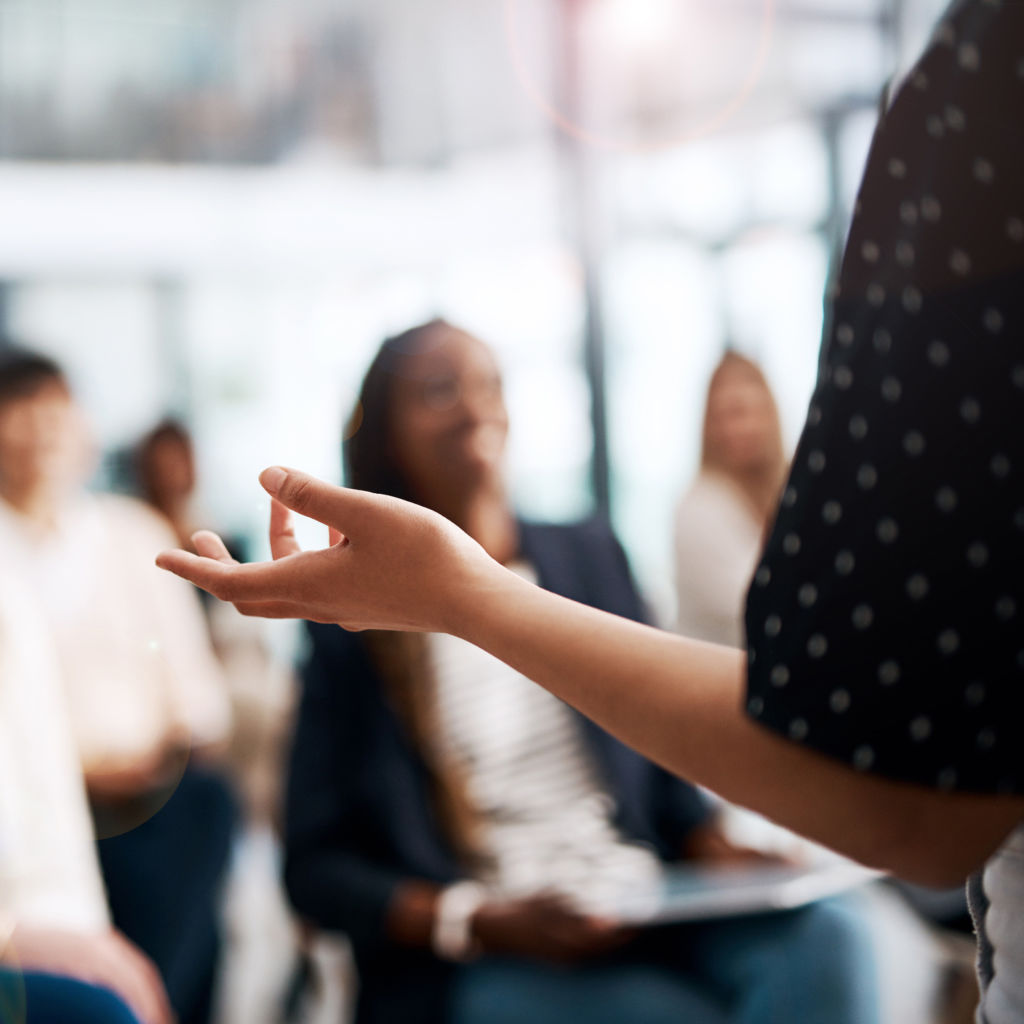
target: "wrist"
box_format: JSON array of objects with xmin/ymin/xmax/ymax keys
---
[
  {"xmin": 386, "ymin": 882, "xmax": 441, "ymax": 948},
  {"xmin": 444, "ymin": 558, "xmax": 525, "ymax": 643},
  {"xmin": 431, "ymin": 882, "xmax": 487, "ymax": 962}
]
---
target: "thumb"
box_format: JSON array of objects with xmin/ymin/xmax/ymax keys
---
[{"xmin": 259, "ymin": 466, "xmax": 362, "ymax": 531}]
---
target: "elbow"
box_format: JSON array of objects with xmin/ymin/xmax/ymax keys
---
[
  {"xmin": 880, "ymin": 850, "xmax": 975, "ymax": 889},
  {"xmin": 866, "ymin": 809, "xmax": 987, "ymax": 889}
]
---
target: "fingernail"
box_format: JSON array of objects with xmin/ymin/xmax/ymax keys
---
[{"xmin": 260, "ymin": 466, "xmax": 287, "ymax": 495}]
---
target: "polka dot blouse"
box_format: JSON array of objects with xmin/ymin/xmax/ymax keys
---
[{"xmin": 745, "ymin": 0, "xmax": 1024, "ymax": 796}]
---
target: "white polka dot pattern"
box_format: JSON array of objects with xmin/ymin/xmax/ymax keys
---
[{"xmin": 744, "ymin": 1, "xmax": 1024, "ymax": 796}]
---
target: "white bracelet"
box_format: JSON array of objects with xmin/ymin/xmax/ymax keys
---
[{"xmin": 431, "ymin": 881, "xmax": 487, "ymax": 962}]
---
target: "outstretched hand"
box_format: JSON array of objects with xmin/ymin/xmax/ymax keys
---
[{"xmin": 156, "ymin": 467, "xmax": 495, "ymax": 633}]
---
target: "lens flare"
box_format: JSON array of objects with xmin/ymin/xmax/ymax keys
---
[{"xmin": 504, "ymin": 0, "xmax": 777, "ymax": 154}]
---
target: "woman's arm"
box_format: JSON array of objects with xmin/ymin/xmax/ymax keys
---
[
  {"xmin": 157, "ymin": 469, "xmax": 1024, "ymax": 886},
  {"xmin": 455, "ymin": 567, "xmax": 1023, "ymax": 886}
]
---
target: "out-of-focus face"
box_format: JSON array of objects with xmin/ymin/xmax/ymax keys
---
[
  {"xmin": 144, "ymin": 435, "xmax": 195, "ymax": 506},
  {"xmin": 388, "ymin": 328, "xmax": 509, "ymax": 503},
  {"xmin": 0, "ymin": 380, "xmax": 93, "ymax": 500},
  {"xmin": 705, "ymin": 370, "xmax": 778, "ymax": 474}
]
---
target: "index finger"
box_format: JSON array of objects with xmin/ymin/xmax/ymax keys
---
[
  {"xmin": 156, "ymin": 548, "xmax": 299, "ymax": 605},
  {"xmin": 192, "ymin": 529, "xmax": 237, "ymax": 563}
]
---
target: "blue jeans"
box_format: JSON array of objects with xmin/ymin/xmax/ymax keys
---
[
  {"xmin": 451, "ymin": 898, "xmax": 880, "ymax": 1024},
  {"xmin": 452, "ymin": 958, "xmax": 730, "ymax": 1024},
  {"xmin": 0, "ymin": 969, "xmax": 141, "ymax": 1024},
  {"xmin": 96, "ymin": 766, "xmax": 236, "ymax": 1024}
]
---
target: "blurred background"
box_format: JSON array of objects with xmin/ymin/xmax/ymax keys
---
[
  {"xmin": 0, "ymin": 0, "xmax": 945, "ymax": 615},
  {"xmin": 4, "ymin": 3, "xmax": 985, "ymax": 1024}
]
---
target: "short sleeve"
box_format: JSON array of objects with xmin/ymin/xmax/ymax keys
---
[{"xmin": 744, "ymin": 0, "xmax": 1024, "ymax": 795}]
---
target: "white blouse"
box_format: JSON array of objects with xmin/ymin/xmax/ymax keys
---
[
  {"xmin": 978, "ymin": 826, "xmax": 1024, "ymax": 1024},
  {"xmin": 0, "ymin": 575, "xmax": 109, "ymax": 933},
  {"xmin": 0, "ymin": 493, "xmax": 231, "ymax": 772},
  {"xmin": 428, "ymin": 564, "xmax": 663, "ymax": 916},
  {"xmin": 674, "ymin": 471, "xmax": 764, "ymax": 650}
]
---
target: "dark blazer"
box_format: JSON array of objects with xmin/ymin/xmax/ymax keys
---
[{"xmin": 284, "ymin": 518, "xmax": 713, "ymax": 1024}]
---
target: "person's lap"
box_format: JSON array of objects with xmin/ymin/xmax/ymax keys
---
[
  {"xmin": 0, "ymin": 968, "xmax": 141, "ymax": 1024},
  {"xmin": 643, "ymin": 897, "xmax": 882, "ymax": 1024},
  {"xmin": 97, "ymin": 765, "xmax": 237, "ymax": 1024},
  {"xmin": 450, "ymin": 897, "xmax": 880, "ymax": 1024},
  {"xmin": 450, "ymin": 956, "xmax": 729, "ymax": 1024}
]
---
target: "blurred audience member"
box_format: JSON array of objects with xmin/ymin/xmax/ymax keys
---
[
  {"xmin": 673, "ymin": 353, "xmax": 973, "ymax": 1020},
  {"xmin": 0, "ymin": 350, "xmax": 235, "ymax": 1024},
  {"xmin": 135, "ymin": 416, "xmax": 295, "ymax": 824},
  {"xmin": 674, "ymin": 351, "xmax": 787, "ymax": 648},
  {"xmin": 0, "ymin": 573, "xmax": 172, "ymax": 1024},
  {"xmin": 136, "ymin": 418, "xmax": 203, "ymax": 554},
  {"xmin": 135, "ymin": 416, "xmax": 300, "ymax": 1024},
  {"xmin": 284, "ymin": 321, "xmax": 881, "ymax": 1024}
]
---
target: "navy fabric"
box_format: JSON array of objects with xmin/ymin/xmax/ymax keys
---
[
  {"xmin": 284, "ymin": 518, "xmax": 715, "ymax": 1024},
  {"xmin": 0, "ymin": 969, "xmax": 141, "ymax": 1024},
  {"xmin": 451, "ymin": 898, "xmax": 879, "ymax": 1024},
  {"xmin": 97, "ymin": 766, "xmax": 236, "ymax": 1024}
]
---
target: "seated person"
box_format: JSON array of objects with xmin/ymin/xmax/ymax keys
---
[
  {"xmin": 674, "ymin": 352, "xmax": 786, "ymax": 650},
  {"xmin": 0, "ymin": 573, "xmax": 171, "ymax": 1024},
  {"xmin": 0, "ymin": 349, "xmax": 236, "ymax": 1024},
  {"xmin": 135, "ymin": 417, "xmax": 296, "ymax": 829},
  {"xmin": 674, "ymin": 351, "xmax": 819, "ymax": 856},
  {"xmin": 284, "ymin": 321, "xmax": 882, "ymax": 1024}
]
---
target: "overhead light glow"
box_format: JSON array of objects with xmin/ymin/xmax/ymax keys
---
[{"xmin": 592, "ymin": 0, "xmax": 681, "ymax": 54}]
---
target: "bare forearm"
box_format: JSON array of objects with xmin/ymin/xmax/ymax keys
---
[
  {"xmin": 454, "ymin": 564, "xmax": 1022, "ymax": 885},
  {"xmin": 155, "ymin": 471, "xmax": 1024, "ymax": 884}
]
